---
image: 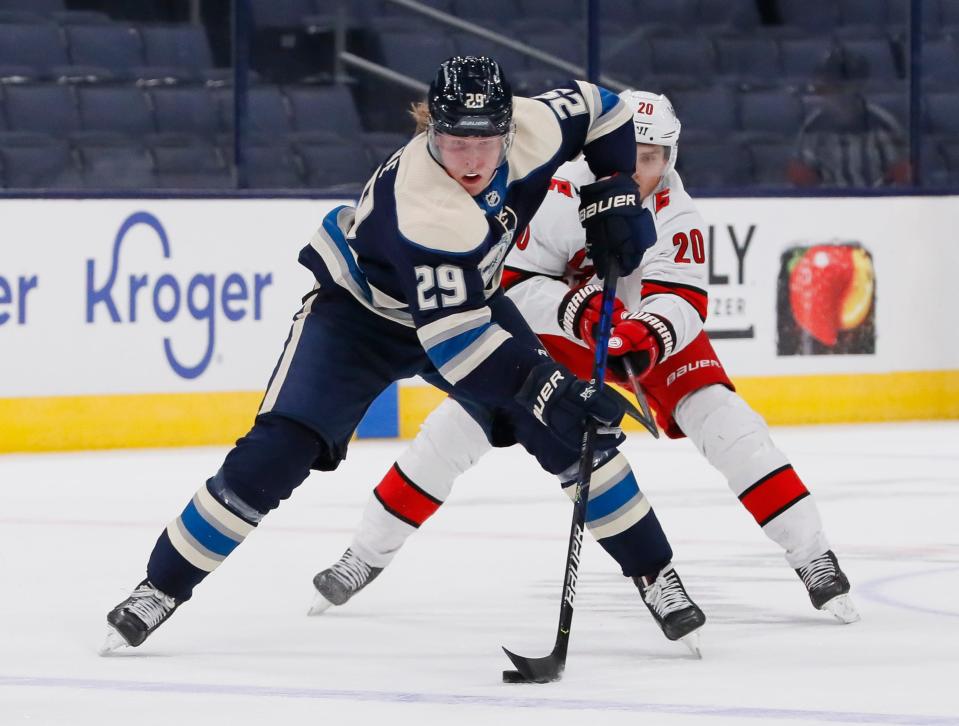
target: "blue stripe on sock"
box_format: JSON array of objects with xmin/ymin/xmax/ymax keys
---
[
  {"xmin": 179, "ymin": 500, "xmax": 241, "ymax": 557},
  {"xmin": 587, "ymin": 471, "xmax": 640, "ymax": 521}
]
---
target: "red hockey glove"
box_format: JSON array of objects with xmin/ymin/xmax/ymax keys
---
[
  {"xmin": 558, "ymin": 286, "xmax": 676, "ymax": 383},
  {"xmin": 558, "ymin": 283, "xmax": 626, "ymax": 342},
  {"xmin": 607, "ymin": 311, "xmax": 676, "ymax": 381}
]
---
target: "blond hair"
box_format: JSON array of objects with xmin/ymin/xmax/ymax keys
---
[{"xmin": 409, "ymin": 101, "xmax": 430, "ymax": 135}]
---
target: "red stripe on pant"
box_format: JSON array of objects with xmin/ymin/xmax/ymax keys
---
[
  {"xmin": 738, "ymin": 465, "xmax": 810, "ymax": 527},
  {"xmin": 373, "ymin": 464, "xmax": 442, "ymax": 528}
]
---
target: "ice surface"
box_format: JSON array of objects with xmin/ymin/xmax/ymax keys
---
[{"xmin": 1, "ymin": 422, "xmax": 957, "ymax": 725}]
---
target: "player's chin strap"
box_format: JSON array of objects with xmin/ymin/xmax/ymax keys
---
[{"xmin": 501, "ymin": 258, "xmax": 621, "ymax": 684}]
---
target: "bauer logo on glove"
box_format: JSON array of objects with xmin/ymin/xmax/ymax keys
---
[
  {"xmin": 578, "ymin": 175, "xmax": 657, "ymax": 278},
  {"xmin": 578, "ymin": 192, "xmax": 638, "ymax": 222}
]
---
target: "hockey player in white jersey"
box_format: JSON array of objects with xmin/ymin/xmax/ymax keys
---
[{"xmin": 311, "ymin": 91, "xmax": 859, "ymax": 631}]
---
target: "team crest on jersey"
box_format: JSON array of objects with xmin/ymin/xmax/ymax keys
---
[
  {"xmin": 484, "ymin": 189, "xmax": 501, "ymax": 207},
  {"xmin": 479, "ymin": 239, "xmax": 509, "ymax": 286},
  {"xmin": 479, "ymin": 205, "xmax": 518, "ymax": 286}
]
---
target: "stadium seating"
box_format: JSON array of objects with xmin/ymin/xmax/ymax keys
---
[
  {"xmin": 926, "ymin": 91, "xmax": 959, "ymax": 134},
  {"xmin": 151, "ymin": 135, "xmax": 232, "ymax": 189},
  {"xmin": 670, "ymin": 86, "xmax": 739, "ymax": 140},
  {"xmin": 286, "ymin": 85, "xmax": 363, "ymax": 138},
  {"xmin": 0, "ymin": 133, "xmax": 81, "ymax": 188},
  {"xmin": 4, "ymin": 84, "xmax": 81, "ymax": 136},
  {"xmin": 75, "ymin": 136, "xmax": 155, "ymax": 189},
  {"xmin": 0, "ymin": 0, "xmax": 954, "ymax": 190},
  {"xmin": 677, "ymin": 141, "xmax": 753, "ymax": 187},
  {"xmin": 776, "ymin": 0, "xmax": 842, "ymax": 32},
  {"xmin": 151, "ymin": 87, "xmax": 221, "ymax": 137},
  {"xmin": 77, "ymin": 85, "xmax": 155, "ymax": 136},
  {"xmin": 0, "ymin": 22, "xmax": 70, "ymax": 80},
  {"xmin": 748, "ymin": 141, "xmax": 798, "ymax": 187},
  {"xmin": 715, "ymin": 36, "xmax": 782, "ymax": 84},
  {"xmin": 739, "ymin": 88, "xmax": 805, "ymax": 138},
  {"xmin": 695, "ymin": 0, "xmax": 761, "ymax": 29}
]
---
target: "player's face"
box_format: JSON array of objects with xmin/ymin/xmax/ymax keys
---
[
  {"xmin": 632, "ymin": 144, "xmax": 669, "ymax": 200},
  {"xmin": 432, "ymin": 133, "xmax": 505, "ymax": 195}
]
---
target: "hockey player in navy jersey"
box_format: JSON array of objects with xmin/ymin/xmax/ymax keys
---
[
  {"xmin": 100, "ymin": 56, "xmax": 705, "ymax": 655},
  {"xmin": 309, "ymin": 90, "xmax": 859, "ymax": 633}
]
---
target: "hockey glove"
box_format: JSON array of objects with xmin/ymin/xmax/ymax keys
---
[
  {"xmin": 558, "ymin": 283, "xmax": 626, "ymax": 343},
  {"xmin": 606, "ymin": 312, "xmax": 676, "ymax": 382},
  {"xmin": 516, "ymin": 361, "xmax": 626, "ymax": 453},
  {"xmin": 578, "ymin": 175, "xmax": 657, "ymax": 279}
]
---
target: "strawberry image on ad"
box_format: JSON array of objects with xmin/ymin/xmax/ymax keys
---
[{"xmin": 776, "ymin": 242, "xmax": 876, "ymax": 356}]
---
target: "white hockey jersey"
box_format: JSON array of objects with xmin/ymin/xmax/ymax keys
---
[{"xmin": 503, "ymin": 158, "xmax": 709, "ymax": 358}]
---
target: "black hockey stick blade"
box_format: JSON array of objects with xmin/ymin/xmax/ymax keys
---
[
  {"xmin": 502, "ymin": 645, "xmax": 565, "ymax": 683},
  {"xmin": 608, "ymin": 387, "xmax": 647, "ymax": 427},
  {"xmin": 620, "ymin": 357, "xmax": 660, "ymax": 439}
]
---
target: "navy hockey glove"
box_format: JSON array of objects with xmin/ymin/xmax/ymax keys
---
[
  {"xmin": 578, "ymin": 175, "xmax": 657, "ymax": 278},
  {"xmin": 516, "ymin": 361, "xmax": 625, "ymax": 452}
]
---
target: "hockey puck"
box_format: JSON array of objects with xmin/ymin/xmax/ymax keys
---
[{"xmin": 502, "ymin": 669, "xmax": 527, "ymax": 683}]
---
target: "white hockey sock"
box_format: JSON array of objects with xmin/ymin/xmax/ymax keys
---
[
  {"xmin": 675, "ymin": 385, "xmax": 830, "ymax": 568},
  {"xmin": 350, "ymin": 397, "xmax": 492, "ymax": 568}
]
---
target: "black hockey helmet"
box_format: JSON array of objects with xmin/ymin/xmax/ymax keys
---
[{"xmin": 428, "ymin": 55, "xmax": 513, "ymax": 137}]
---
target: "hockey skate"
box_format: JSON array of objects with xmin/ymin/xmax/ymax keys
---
[
  {"xmin": 796, "ymin": 550, "xmax": 860, "ymax": 624},
  {"xmin": 308, "ymin": 548, "xmax": 383, "ymax": 616},
  {"xmin": 99, "ymin": 579, "xmax": 180, "ymax": 655},
  {"xmin": 635, "ymin": 563, "xmax": 706, "ymax": 658}
]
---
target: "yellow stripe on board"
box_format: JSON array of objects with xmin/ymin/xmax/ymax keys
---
[
  {"xmin": 0, "ymin": 391, "xmax": 262, "ymax": 453},
  {"xmin": 400, "ymin": 369, "xmax": 959, "ymax": 436},
  {"xmin": 1, "ymin": 370, "xmax": 957, "ymax": 453},
  {"xmin": 732, "ymin": 370, "xmax": 959, "ymax": 426}
]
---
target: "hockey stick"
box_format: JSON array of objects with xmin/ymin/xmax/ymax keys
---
[
  {"xmin": 611, "ymin": 388, "xmax": 653, "ymax": 430},
  {"xmin": 620, "ymin": 357, "xmax": 660, "ymax": 439},
  {"xmin": 501, "ymin": 260, "xmax": 621, "ymax": 684}
]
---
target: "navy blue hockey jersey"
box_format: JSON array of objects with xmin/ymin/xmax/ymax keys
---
[{"xmin": 300, "ymin": 81, "xmax": 635, "ymax": 405}]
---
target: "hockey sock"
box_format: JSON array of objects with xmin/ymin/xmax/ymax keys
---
[
  {"xmin": 675, "ymin": 385, "xmax": 829, "ymax": 568},
  {"xmin": 349, "ymin": 397, "xmax": 492, "ymax": 568},
  {"xmin": 560, "ymin": 451, "xmax": 672, "ymax": 577},
  {"xmin": 146, "ymin": 471, "xmax": 262, "ymax": 601}
]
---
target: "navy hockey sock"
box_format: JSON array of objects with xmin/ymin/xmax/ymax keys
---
[
  {"xmin": 147, "ymin": 472, "xmax": 262, "ymax": 601},
  {"xmin": 561, "ymin": 452, "xmax": 672, "ymax": 577},
  {"xmin": 145, "ymin": 414, "xmax": 324, "ymax": 601}
]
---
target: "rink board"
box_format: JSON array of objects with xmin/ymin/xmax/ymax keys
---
[{"xmin": 1, "ymin": 196, "xmax": 957, "ymax": 452}]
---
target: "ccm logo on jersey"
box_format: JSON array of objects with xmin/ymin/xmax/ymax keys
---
[
  {"xmin": 666, "ymin": 359, "xmax": 722, "ymax": 386},
  {"xmin": 578, "ymin": 194, "xmax": 637, "ymax": 222},
  {"xmin": 532, "ymin": 369, "xmax": 565, "ymax": 424}
]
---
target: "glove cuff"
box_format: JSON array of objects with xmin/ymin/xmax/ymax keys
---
[
  {"xmin": 620, "ymin": 311, "xmax": 676, "ymax": 361},
  {"xmin": 558, "ymin": 283, "xmax": 603, "ymax": 340}
]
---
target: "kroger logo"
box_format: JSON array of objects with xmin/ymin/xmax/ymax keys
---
[{"xmin": 86, "ymin": 211, "xmax": 273, "ymax": 379}]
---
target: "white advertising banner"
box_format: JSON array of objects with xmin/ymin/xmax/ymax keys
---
[
  {"xmin": 2, "ymin": 195, "xmax": 958, "ymax": 399},
  {"xmin": 696, "ymin": 195, "xmax": 959, "ymax": 376},
  {"xmin": 0, "ymin": 199, "xmax": 342, "ymax": 398}
]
